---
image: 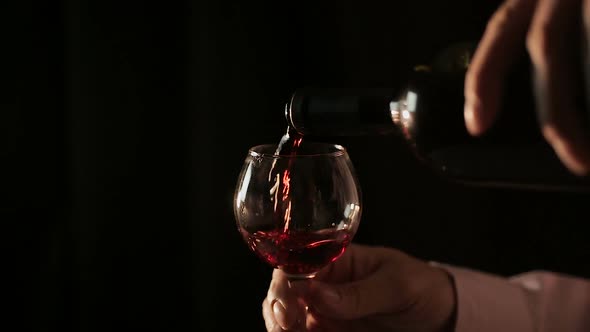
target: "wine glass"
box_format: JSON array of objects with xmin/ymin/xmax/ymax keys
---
[{"xmin": 234, "ymin": 142, "xmax": 362, "ymax": 280}]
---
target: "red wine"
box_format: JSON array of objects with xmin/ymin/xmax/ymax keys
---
[
  {"xmin": 275, "ymin": 125, "xmax": 303, "ymax": 156},
  {"xmin": 240, "ymin": 125, "xmax": 354, "ymax": 276},
  {"xmin": 270, "ymin": 126, "xmax": 303, "ymax": 232},
  {"xmin": 240, "ymin": 228, "xmax": 351, "ymax": 276}
]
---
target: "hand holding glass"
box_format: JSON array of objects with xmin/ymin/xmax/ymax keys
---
[{"xmin": 234, "ymin": 143, "xmax": 362, "ymax": 280}]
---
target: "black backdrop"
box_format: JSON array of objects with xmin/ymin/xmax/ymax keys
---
[{"xmin": 4, "ymin": 1, "xmax": 590, "ymax": 331}]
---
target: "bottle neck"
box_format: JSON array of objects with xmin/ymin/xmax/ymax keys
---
[{"xmin": 286, "ymin": 87, "xmax": 398, "ymax": 137}]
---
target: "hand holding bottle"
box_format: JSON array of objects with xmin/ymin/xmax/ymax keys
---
[
  {"xmin": 261, "ymin": 244, "xmax": 456, "ymax": 332},
  {"xmin": 464, "ymin": 0, "xmax": 590, "ymax": 175}
]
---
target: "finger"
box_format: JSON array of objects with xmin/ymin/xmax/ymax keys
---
[
  {"xmin": 262, "ymin": 297, "xmax": 285, "ymax": 332},
  {"xmin": 464, "ymin": 0, "xmax": 537, "ymax": 135},
  {"xmin": 304, "ymin": 311, "xmax": 346, "ymax": 332},
  {"xmin": 267, "ymin": 269, "xmax": 307, "ymax": 330},
  {"xmin": 527, "ymin": 0, "xmax": 590, "ymax": 175},
  {"xmin": 302, "ymin": 265, "xmax": 406, "ymax": 320},
  {"xmin": 314, "ymin": 244, "xmax": 389, "ymax": 283}
]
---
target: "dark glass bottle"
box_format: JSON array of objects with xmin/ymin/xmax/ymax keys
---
[{"xmin": 286, "ymin": 43, "xmax": 590, "ymax": 191}]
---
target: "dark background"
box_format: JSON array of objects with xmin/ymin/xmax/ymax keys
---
[{"xmin": 3, "ymin": 1, "xmax": 590, "ymax": 331}]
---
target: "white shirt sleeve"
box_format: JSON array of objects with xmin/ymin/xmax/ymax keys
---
[{"xmin": 439, "ymin": 264, "xmax": 590, "ymax": 331}]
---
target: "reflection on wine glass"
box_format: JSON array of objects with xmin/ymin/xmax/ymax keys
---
[{"xmin": 234, "ymin": 142, "xmax": 362, "ymax": 280}]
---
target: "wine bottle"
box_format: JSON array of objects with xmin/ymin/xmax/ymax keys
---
[{"xmin": 285, "ymin": 43, "xmax": 590, "ymax": 191}]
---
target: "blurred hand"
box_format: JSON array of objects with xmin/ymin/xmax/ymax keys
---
[
  {"xmin": 262, "ymin": 244, "xmax": 456, "ymax": 332},
  {"xmin": 464, "ymin": 0, "xmax": 590, "ymax": 175}
]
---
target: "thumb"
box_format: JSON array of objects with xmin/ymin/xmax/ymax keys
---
[{"xmin": 304, "ymin": 274, "xmax": 398, "ymax": 320}]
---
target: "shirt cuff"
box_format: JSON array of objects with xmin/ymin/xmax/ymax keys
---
[{"xmin": 434, "ymin": 263, "xmax": 535, "ymax": 332}]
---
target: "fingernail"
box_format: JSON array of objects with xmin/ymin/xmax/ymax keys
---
[
  {"xmin": 464, "ymin": 99, "xmax": 485, "ymax": 135},
  {"xmin": 272, "ymin": 300, "xmax": 289, "ymax": 330},
  {"xmin": 464, "ymin": 101, "xmax": 474, "ymax": 122},
  {"xmin": 543, "ymin": 126, "xmax": 590, "ymax": 176},
  {"xmin": 554, "ymin": 146, "xmax": 590, "ymax": 177},
  {"xmin": 464, "ymin": 100, "xmax": 477, "ymax": 130}
]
